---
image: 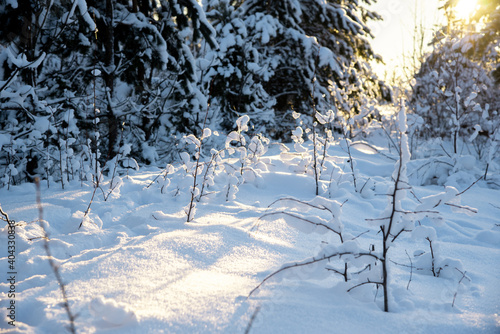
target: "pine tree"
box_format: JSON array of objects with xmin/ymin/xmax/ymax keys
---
[
  {"xmin": 0, "ymin": 0, "xmax": 96, "ymax": 186},
  {"xmin": 199, "ymin": 0, "xmax": 276, "ymax": 134},
  {"xmin": 410, "ymin": 0, "xmax": 500, "ymax": 156},
  {"xmin": 80, "ymin": 0, "xmax": 217, "ymax": 162},
  {"xmin": 0, "ymin": 0, "xmax": 218, "ymax": 186},
  {"xmin": 213, "ymin": 0, "xmax": 387, "ymax": 138}
]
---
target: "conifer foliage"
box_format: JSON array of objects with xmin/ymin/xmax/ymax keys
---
[
  {"xmin": 0, "ymin": 0, "xmax": 385, "ymax": 186},
  {"xmin": 0, "ymin": 0, "xmax": 217, "ymax": 185},
  {"xmin": 410, "ymin": 0, "xmax": 500, "ymax": 156},
  {"xmin": 230, "ymin": 0, "xmax": 386, "ymax": 137}
]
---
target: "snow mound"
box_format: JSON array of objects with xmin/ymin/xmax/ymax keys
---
[
  {"xmin": 89, "ymin": 296, "xmax": 137, "ymax": 327},
  {"xmin": 474, "ymin": 228, "xmax": 500, "ymax": 245}
]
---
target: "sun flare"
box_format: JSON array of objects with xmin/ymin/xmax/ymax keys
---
[{"xmin": 454, "ymin": 0, "xmax": 478, "ymax": 21}]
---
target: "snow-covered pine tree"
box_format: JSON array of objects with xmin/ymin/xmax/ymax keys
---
[
  {"xmin": 81, "ymin": 0, "xmax": 217, "ymax": 162},
  {"xmin": 410, "ymin": 1, "xmax": 500, "ymax": 157},
  {"xmin": 444, "ymin": 0, "xmax": 500, "ymax": 81},
  {"xmin": 0, "ymin": 0, "xmax": 95, "ymax": 186},
  {"xmin": 0, "ymin": 0, "xmax": 218, "ymax": 187},
  {"xmin": 148, "ymin": 0, "xmax": 217, "ymax": 140},
  {"xmin": 232, "ymin": 0, "xmax": 387, "ymax": 138},
  {"xmin": 199, "ymin": 0, "xmax": 276, "ymax": 134}
]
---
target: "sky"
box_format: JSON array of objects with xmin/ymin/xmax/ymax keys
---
[{"xmin": 368, "ymin": 0, "xmax": 446, "ymax": 81}]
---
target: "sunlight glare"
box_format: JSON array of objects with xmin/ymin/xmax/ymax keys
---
[{"xmin": 454, "ymin": 0, "xmax": 478, "ymax": 21}]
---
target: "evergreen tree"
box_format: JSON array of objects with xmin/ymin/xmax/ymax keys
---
[
  {"xmin": 0, "ymin": 0, "xmax": 217, "ymax": 186},
  {"xmin": 230, "ymin": 0, "xmax": 386, "ymax": 138},
  {"xmin": 410, "ymin": 0, "xmax": 500, "ymax": 156},
  {"xmin": 80, "ymin": 0, "xmax": 217, "ymax": 162},
  {"xmin": 0, "ymin": 0, "xmax": 96, "ymax": 186},
  {"xmin": 199, "ymin": 0, "xmax": 276, "ymax": 134}
]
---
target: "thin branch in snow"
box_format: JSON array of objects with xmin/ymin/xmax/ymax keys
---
[
  {"xmin": 444, "ymin": 202, "xmax": 478, "ymax": 214},
  {"xmin": 0, "ymin": 204, "xmax": 13, "ymax": 225},
  {"xmin": 452, "ymin": 268, "xmax": 471, "ymax": 308},
  {"xmin": 490, "ymin": 203, "xmax": 500, "ymax": 210},
  {"xmin": 346, "ymin": 280, "xmax": 383, "ymax": 293},
  {"xmin": 255, "ymin": 211, "xmax": 342, "ymax": 239},
  {"xmin": 35, "ymin": 178, "xmax": 77, "ymax": 334},
  {"xmin": 350, "ymin": 141, "xmax": 397, "ymax": 161},
  {"xmin": 244, "ymin": 306, "xmax": 261, "ymax": 334},
  {"xmin": 266, "ymin": 197, "xmax": 332, "ymax": 214},
  {"xmin": 350, "ymin": 230, "xmax": 370, "ymax": 241},
  {"xmin": 457, "ymin": 175, "xmax": 483, "ymax": 196},
  {"xmin": 410, "ymin": 190, "xmax": 422, "ymax": 203},
  {"xmin": 405, "ymin": 250, "xmax": 413, "ymax": 290},
  {"xmin": 248, "ymin": 251, "xmax": 380, "ymax": 297}
]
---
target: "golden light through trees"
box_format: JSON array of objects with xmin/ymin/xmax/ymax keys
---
[{"xmin": 453, "ymin": 0, "xmax": 478, "ymax": 21}]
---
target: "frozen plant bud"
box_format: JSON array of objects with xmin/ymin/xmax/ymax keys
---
[{"xmin": 202, "ymin": 128, "xmax": 211, "ymax": 139}]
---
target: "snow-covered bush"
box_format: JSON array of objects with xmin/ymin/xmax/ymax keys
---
[
  {"xmin": 0, "ymin": 0, "xmax": 219, "ymax": 186},
  {"xmin": 200, "ymin": 0, "xmax": 387, "ymax": 138},
  {"xmin": 225, "ymin": 115, "xmax": 266, "ymax": 183},
  {"xmin": 250, "ymin": 102, "xmax": 475, "ymax": 312},
  {"xmin": 280, "ymin": 109, "xmax": 362, "ymax": 196},
  {"xmin": 410, "ymin": 27, "xmax": 500, "ymax": 158},
  {"xmin": 406, "ymin": 3, "xmax": 500, "ymax": 187},
  {"xmin": 250, "ymin": 193, "xmax": 383, "ymax": 307},
  {"xmin": 182, "ymin": 128, "xmax": 213, "ymax": 222},
  {"xmin": 175, "ymin": 115, "xmax": 269, "ymax": 221}
]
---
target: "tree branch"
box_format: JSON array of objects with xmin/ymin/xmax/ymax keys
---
[{"xmin": 248, "ymin": 251, "xmax": 380, "ymax": 297}]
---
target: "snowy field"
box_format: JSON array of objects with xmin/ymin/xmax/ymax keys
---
[{"xmin": 1, "ymin": 131, "xmax": 499, "ymax": 334}]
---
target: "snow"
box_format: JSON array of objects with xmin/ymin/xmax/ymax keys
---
[
  {"xmin": 6, "ymin": 48, "xmax": 46, "ymax": 69},
  {"xmin": 5, "ymin": 0, "xmax": 17, "ymax": 9},
  {"xmin": 76, "ymin": 0, "xmax": 96, "ymax": 32},
  {"xmin": 254, "ymin": 14, "xmax": 278, "ymax": 44},
  {"xmin": 0, "ymin": 133, "xmax": 499, "ymax": 333},
  {"xmin": 89, "ymin": 296, "xmax": 138, "ymax": 326},
  {"xmin": 318, "ymin": 47, "xmax": 341, "ymax": 76}
]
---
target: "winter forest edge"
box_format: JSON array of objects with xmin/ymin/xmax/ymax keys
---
[{"xmin": 0, "ymin": 0, "xmax": 499, "ymax": 333}]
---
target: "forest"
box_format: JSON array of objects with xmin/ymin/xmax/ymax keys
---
[
  {"xmin": 0, "ymin": 0, "xmax": 499, "ymax": 333},
  {"xmin": 0, "ymin": 0, "xmax": 498, "ymax": 182}
]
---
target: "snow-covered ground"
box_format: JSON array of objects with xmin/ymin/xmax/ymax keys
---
[{"xmin": 1, "ymin": 135, "xmax": 499, "ymax": 333}]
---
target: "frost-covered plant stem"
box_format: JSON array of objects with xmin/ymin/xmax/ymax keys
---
[
  {"xmin": 91, "ymin": 20, "xmax": 100, "ymax": 191},
  {"xmin": 426, "ymin": 237, "xmax": 436, "ymax": 276},
  {"xmin": 0, "ymin": 204, "xmax": 12, "ymax": 226},
  {"xmin": 341, "ymin": 124, "xmax": 357, "ymax": 192},
  {"xmin": 256, "ymin": 197, "xmax": 344, "ymax": 243},
  {"xmin": 452, "ymin": 74, "xmax": 460, "ymax": 154},
  {"xmin": 57, "ymin": 136, "xmax": 65, "ymax": 190},
  {"xmin": 378, "ymin": 101, "xmax": 411, "ymax": 312},
  {"xmin": 78, "ymin": 173, "xmax": 102, "ymax": 229},
  {"xmin": 35, "ymin": 178, "xmax": 76, "ymax": 334},
  {"xmin": 379, "ymin": 151, "xmax": 407, "ymax": 311},
  {"xmin": 244, "ymin": 306, "xmax": 261, "ymax": 334},
  {"xmin": 185, "ymin": 106, "xmax": 212, "ymax": 222},
  {"xmin": 312, "ymin": 124, "xmax": 320, "ymax": 195},
  {"xmin": 452, "ymin": 268, "xmax": 470, "ymax": 307},
  {"xmin": 309, "ymin": 51, "xmax": 321, "ymax": 196},
  {"xmin": 248, "ymin": 251, "xmax": 380, "ymax": 297},
  {"xmin": 186, "ymin": 145, "xmax": 202, "ymax": 222},
  {"xmin": 197, "ymin": 149, "xmax": 223, "ymax": 202},
  {"xmin": 107, "ymin": 152, "xmax": 121, "ymax": 192},
  {"xmin": 147, "ymin": 164, "xmax": 174, "ymax": 194}
]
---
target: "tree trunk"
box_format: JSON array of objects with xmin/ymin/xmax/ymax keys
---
[{"xmin": 104, "ymin": 0, "xmax": 118, "ymax": 159}]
